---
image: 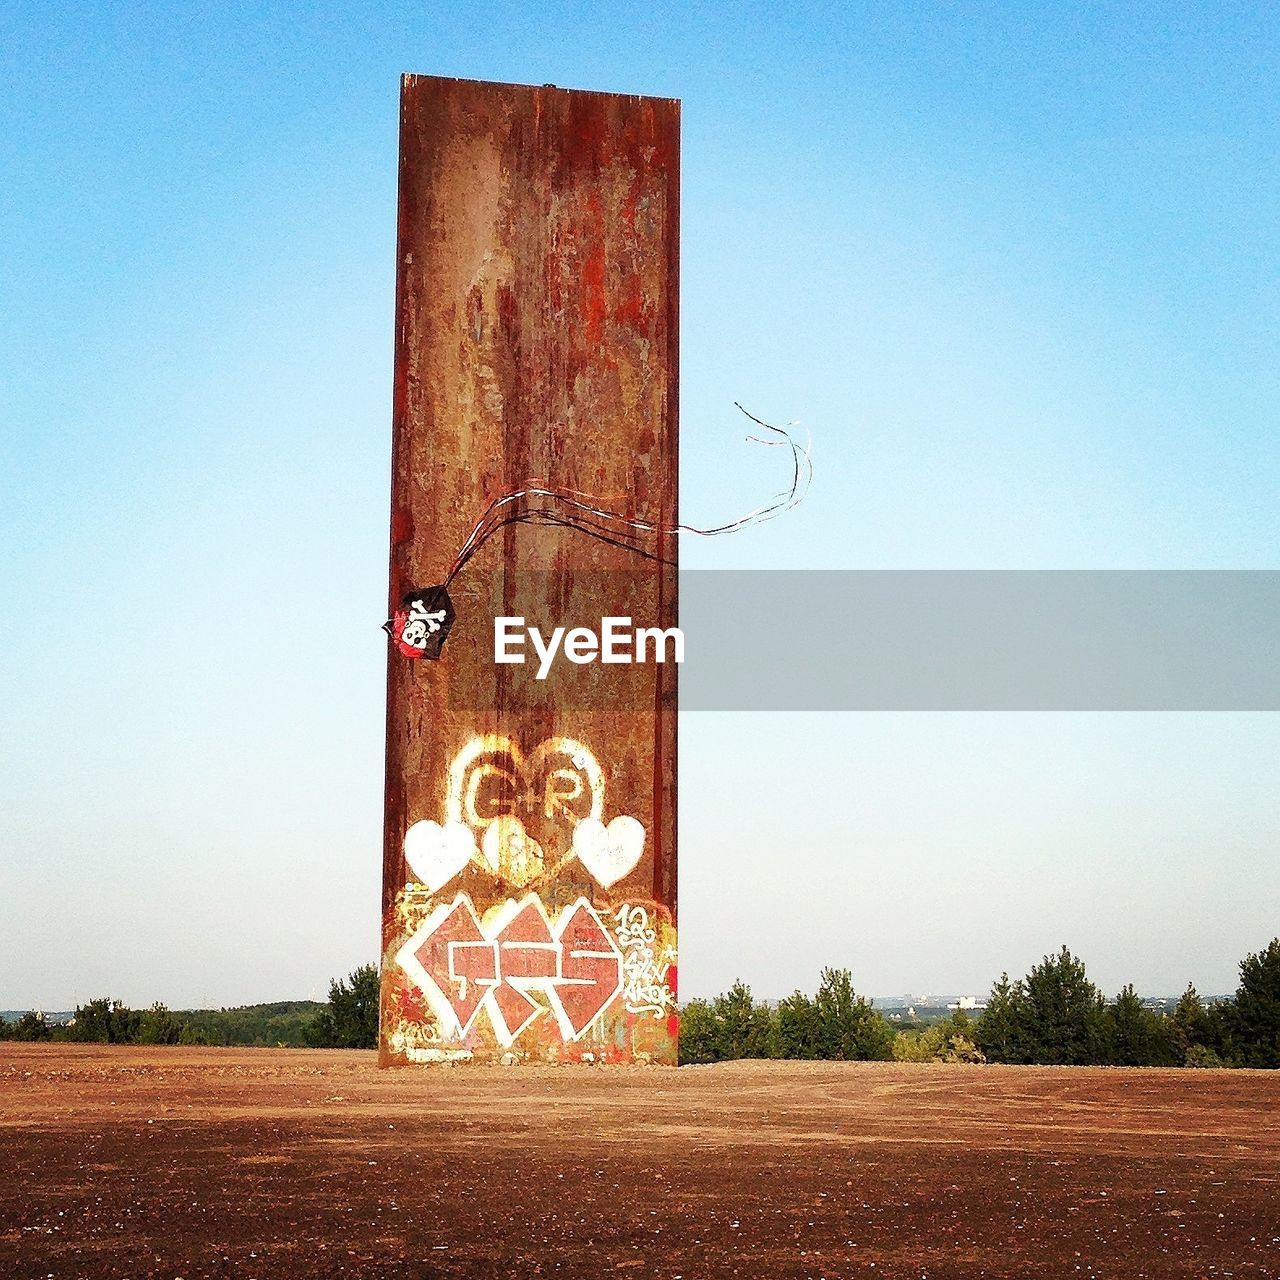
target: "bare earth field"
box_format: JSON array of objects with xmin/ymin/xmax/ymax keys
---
[{"xmin": 1, "ymin": 1046, "xmax": 1278, "ymax": 1279}]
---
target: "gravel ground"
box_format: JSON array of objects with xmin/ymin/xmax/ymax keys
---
[{"xmin": 2, "ymin": 1045, "xmax": 1278, "ymax": 1278}]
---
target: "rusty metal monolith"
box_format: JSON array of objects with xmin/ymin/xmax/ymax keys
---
[{"xmin": 380, "ymin": 75, "xmax": 679, "ymax": 1065}]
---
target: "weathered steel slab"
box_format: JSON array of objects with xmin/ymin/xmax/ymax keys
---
[{"xmin": 381, "ymin": 75, "xmax": 679, "ymax": 1065}]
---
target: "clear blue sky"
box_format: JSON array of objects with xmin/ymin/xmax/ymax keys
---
[{"xmin": 3, "ymin": 2, "xmax": 1278, "ymax": 1008}]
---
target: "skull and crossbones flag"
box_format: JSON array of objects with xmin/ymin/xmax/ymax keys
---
[{"xmin": 384, "ymin": 585, "xmax": 455, "ymax": 660}]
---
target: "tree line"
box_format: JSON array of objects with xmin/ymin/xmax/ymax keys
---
[
  {"xmin": 680, "ymin": 938, "xmax": 1280, "ymax": 1068},
  {"xmin": 7, "ymin": 942, "xmax": 1278, "ymax": 1069},
  {"xmin": 0, "ymin": 967, "xmax": 380, "ymax": 1050}
]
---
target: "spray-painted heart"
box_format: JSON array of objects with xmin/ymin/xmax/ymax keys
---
[
  {"xmin": 404, "ymin": 820, "xmax": 477, "ymax": 893},
  {"xmin": 571, "ymin": 815, "xmax": 646, "ymax": 888}
]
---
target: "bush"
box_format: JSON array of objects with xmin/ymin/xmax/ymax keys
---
[
  {"xmin": 678, "ymin": 971, "xmax": 892, "ymax": 1064},
  {"xmin": 895, "ymin": 1010, "xmax": 986, "ymax": 1064},
  {"xmin": 678, "ymin": 998, "xmax": 720, "ymax": 1064},
  {"xmin": 304, "ymin": 965, "xmax": 379, "ymax": 1049},
  {"xmin": 7, "ymin": 1012, "xmax": 52, "ymax": 1043},
  {"xmin": 136, "ymin": 1004, "xmax": 182, "ymax": 1046},
  {"xmin": 68, "ymin": 998, "xmax": 139, "ymax": 1044},
  {"xmin": 1185, "ymin": 1043, "xmax": 1225, "ymax": 1069}
]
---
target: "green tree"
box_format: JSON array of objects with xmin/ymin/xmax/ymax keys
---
[
  {"xmin": 813, "ymin": 968, "xmax": 893, "ymax": 1061},
  {"xmin": 305, "ymin": 965, "xmax": 379, "ymax": 1049},
  {"xmin": 9, "ymin": 1012, "xmax": 52, "ymax": 1042},
  {"xmin": 1106, "ymin": 984, "xmax": 1173, "ymax": 1066},
  {"xmin": 710, "ymin": 980, "xmax": 776, "ymax": 1060},
  {"xmin": 179, "ymin": 1001, "xmax": 324, "ymax": 1047},
  {"xmin": 136, "ymin": 1003, "xmax": 182, "ymax": 1046},
  {"xmin": 1170, "ymin": 984, "xmax": 1214, "ymax": 1066},
  {"xmin": 69, "ymin": 998, "xmax": 140, "ymax": 1044},
  {"xmin": 1020, "ymin": 948, "xmax": 1107, "ymax": 1065},
  {"xmin": 678, "ymin": 999, "xmax": 719, "ymax": 1064},
  {"xmin": 676, "ymin": 986, "xmax": 775, "ymax": 1063},
  {"xmin": 977, "ymin": 973, "xmax": 1028, "ymax": 1063},
  {"xmin": 1226, "ymin": 938, "xmax": 1280, "ymax": 1068},
  {"xmin": 775, "ymin": 990, "xmax": 821, "ymax": 1059}
]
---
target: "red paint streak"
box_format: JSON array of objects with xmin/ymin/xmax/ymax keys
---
[
  {"xmin": 614, "ymin": 277, "xmax": 648, "ymax": 329},
  {"xmin": 666, "ymin": 964, "xmax": 679, "ymax": 1042},
  {"xmin": 580, "ymin": 194, "xmax": 607, "ymax": 349},
  {"xmin": 391, "ymin": 507, "xmax": 413, "ymax": 547}
]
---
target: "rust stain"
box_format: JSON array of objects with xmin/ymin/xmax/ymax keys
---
[{"xmin": 381, "ymin": 75, "xmax": 679, "ymax": 1066}]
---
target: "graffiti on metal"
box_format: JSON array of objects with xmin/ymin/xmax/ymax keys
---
[
  {"xmin": 381, "ymin": 75, "xmax": 678, "ymax": 1066},
  {"xmin": 402, "ymin": 735, "xmax": 644, "ymax": 894},
  {"xmin": 397, "ymin": 894, "xmax": 623, "ymax": 1046},
  {"xmin": 615, "ymin": 904, "xmax": 677, "ymax": 1017},
  {"xmin": 385, "ymin": 733, "xmax": 677, "ymax": 1062}
]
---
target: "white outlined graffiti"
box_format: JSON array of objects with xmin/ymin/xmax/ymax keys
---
[
  {"xmin": 402, "ymin": 735, "xmax": 646, "ymax": 893},
  {"xmin": 396, "ymin": 893, "xmax": 624, "ymax": 1047},
  {"xmin": 445, "ymin": 735, "xmax": 605, "ymax": 830},
  {"xmin": 614, "ymin": 903, "xmax": 676, "ymax": 1017}
]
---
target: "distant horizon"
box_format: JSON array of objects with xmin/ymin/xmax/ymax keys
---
[{"xmin": 0, "ymin": 978, "xmax": 1250, "ymax": 1021}]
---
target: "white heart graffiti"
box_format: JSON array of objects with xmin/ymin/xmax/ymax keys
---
[
  {"xmin": 402, "ymin": 735, "xmax": 646, "ymax": 894},
  {"xmin": 572, "ymin": 815, "xmax": 646, "ymax": 889},
  {"xmin": 403, "ymin": 820, "xmax": 477, "ymax": 894}
]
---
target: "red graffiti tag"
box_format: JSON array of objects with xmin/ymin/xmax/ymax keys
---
[
  {"xmin": 407, "ymin": 895, "xmax": 622, "ymax": 1046},
  {"xmin": 556, "ymin": 901, "xmax": 627, "ymax": 1037},
  {"xmin": 492, "ymin": 899, "xmax": 557, "ymax": 1040},
  {"xmin": 411, "ymin": 898, "xmax": 493, "ymax": 1035}
]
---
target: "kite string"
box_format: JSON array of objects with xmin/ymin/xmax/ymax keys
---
[{"xmin": 441, "ymin": 404, "xmax": 812, "ymax": 588}]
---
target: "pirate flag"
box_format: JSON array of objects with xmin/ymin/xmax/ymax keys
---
[{"xmin": 384, "ymin": 585, "xmax": 455, "ymax": 660}]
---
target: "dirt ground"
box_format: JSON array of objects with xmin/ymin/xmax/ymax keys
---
[{"xmin": 1, "ymin": 1046, "xmax": 1278, "ymax": 1279}]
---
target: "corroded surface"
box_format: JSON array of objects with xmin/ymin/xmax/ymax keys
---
[
  {"xmin": 5, "ymin": 1047, "xmax": 1280, "ymax": 1277},
  {"xmin": 383, "ymin": 77, "xmax": 679, "ymax": 1064}
]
